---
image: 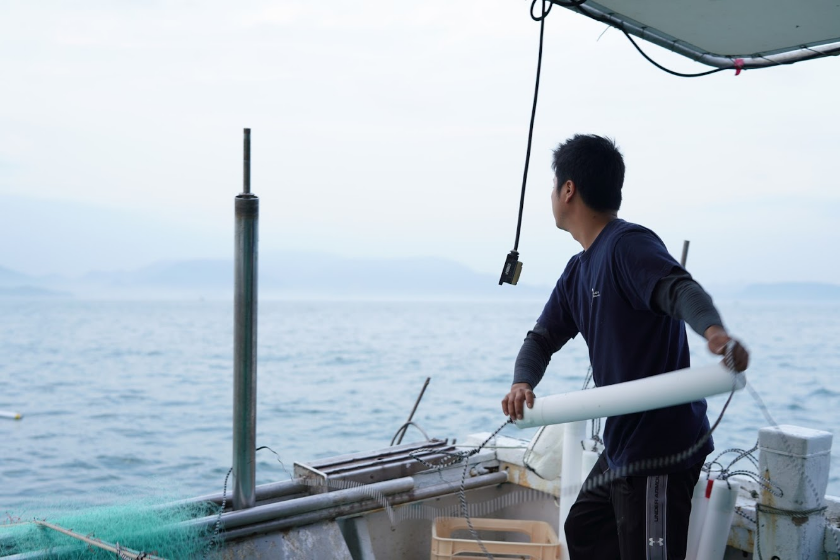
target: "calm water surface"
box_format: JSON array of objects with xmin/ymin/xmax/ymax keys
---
[{"xmin": 1, "ymin": 299, "xmax": 838, "ymax": 512}]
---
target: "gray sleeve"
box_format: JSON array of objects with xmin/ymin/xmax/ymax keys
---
[
  {"xmin": 652, "ymin": 268, "xmax": 724, "ymax": 337},
  {"xmin": 512, "ymin": 323, "xmax": 570, "ymax": 390}
]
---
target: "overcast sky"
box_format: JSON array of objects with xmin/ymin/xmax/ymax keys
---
[{"xmin": 1, "ymin": 1, "xmax": 838, "ymax": 289}]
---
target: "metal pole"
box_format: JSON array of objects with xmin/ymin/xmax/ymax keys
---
[
  {"xmin": 680, "ymin": 239, "xmax": 690, "ymax": 268},
  {"xmin": 394, "ymin": 377, "xmax": 430, "ymax": 446},
  {"xmin": 243, "ymin": 128, "xmax": 251, "ymax": 194},
  {"xmin": 212, "ymin": 471, "xmax": 508, "ymax": 542},
  {"xmin": 233, "ymin": 128, "xmax": 259, "ymax": 510}
]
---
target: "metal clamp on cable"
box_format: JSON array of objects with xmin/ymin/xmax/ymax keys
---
[{"xmin": 499, "ymin": 250, "xmax": 523, "ymax": 285}]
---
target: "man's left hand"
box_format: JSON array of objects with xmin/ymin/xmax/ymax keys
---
[{"xmin": 704, "ymin": 325, "xmax": 749, "ymax": 372}]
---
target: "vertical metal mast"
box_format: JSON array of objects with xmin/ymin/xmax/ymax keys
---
[{"xmin": 233, "ymin": 128, "xmax": 258, "ymax": 510}]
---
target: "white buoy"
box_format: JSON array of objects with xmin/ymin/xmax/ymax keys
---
[
  {"xmin": 580, "ymin": 450, "xmax": 599, "ymax": 480},
  {"xmin": 685, "ymin": 475, "xmax": 715, "ymax": 560},
  {"xmin": 0, "ymin": 411, "xmax": 22, "ymax": 420},
  {"xmin": 515, "ymin": 363, "xmax": 744, "ymax": 429},
  {"xmin": 694, "ymin": 479, "xmax": 739, "ymax": 560},
  {"xmin": 523, "ymin": 424, "xmax": 565, "ymax": 480}
]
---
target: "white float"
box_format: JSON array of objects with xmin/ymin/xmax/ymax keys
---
[
  {"xmin": 514, "ymin": 363, "xmax": 745, "ymax": 429},
  {"xmin": 685, "ymin": 475, "xmax": 715, "ymax": 560},
  {"xmin": 694, "ymin": 479, "xmax": 740, "ymax": 560}
]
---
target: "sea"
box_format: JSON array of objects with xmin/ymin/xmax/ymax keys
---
[{"xmin": 1, "ymin": 298, "xmax": 839, "ymax": 514}]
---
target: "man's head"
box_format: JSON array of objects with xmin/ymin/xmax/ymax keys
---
[{"xmin": 551, "ymin": 134, "xmax": 625, "ymax": 214}]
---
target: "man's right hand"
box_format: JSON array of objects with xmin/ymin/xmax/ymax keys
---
[{"xmin": 501, "ymin": 383, "xmax": 535, "ymax": 421}]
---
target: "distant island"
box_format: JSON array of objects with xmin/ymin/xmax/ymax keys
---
[
  {"xmin": 3, "ymin": 261, "xmax": 838, "ymax": 302},
  {"xmin": 0, "ymin": 256, "xmax": 551, "ymax": 300},
  {"xmin": 0, "ymin": 286, "xmax": 71, "ymax": 299},
  {"xmin": 740, "ymin": 282, "xmax": 840, "ymax": 300}
]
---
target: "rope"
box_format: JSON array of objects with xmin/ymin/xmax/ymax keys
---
[
  {"xmin": 756, "ymin": 504, "xmax": 828, "ymax": 518},
  {"xmin": 205, "ymin": 467, "xmax": 232, "ymax": 556},
  {"xmin": 734, "ymin": 506, "xmax": 756, "ymax": 525},
  {"xmin": 566, "ymin": 377, "xmax": 737, "ymax": 499},
  {"xmin": 703, "ymin": 441, "xmax": 782, "ymax": 497},
  {"xmin": 256, "ymin": 445, "xmax": 292, "ymax": 477},
  {"xmin": 754, "ymin": 504, "xmax": 830, "ymax": 560},
  {"xmin": 389, "ymin": 421, "xmax": 431, "ymax": 446},
  {"xmin": 201, "ymin": 355, "xmax": 833, "ymax": 559},
  {"xmin": 409, "ymin": 420, "xmax": 513, "ymax": 560},
  {"xmin": 744, "ymin": 381, "xmax": 840, "ymax": 559}
]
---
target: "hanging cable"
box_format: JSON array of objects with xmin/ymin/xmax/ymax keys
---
[
  {"xmin": 619, "ymin": 30, "xmax": 726, "ymax": 78},
  {"xmin": 499, "ymin": 0, "xmax": 558, "ymax": 286},
  {"xmin": 568, "ymin": 2, "xmax": 731, "ymax": 77}
]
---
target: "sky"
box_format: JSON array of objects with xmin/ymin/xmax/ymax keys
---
[{"xmin": 1, "ymin": 0, "xmax": 838, "ymax": 290}]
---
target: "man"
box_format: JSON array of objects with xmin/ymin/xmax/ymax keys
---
[{"xmin": 501, "ymin": 134, "xmax": 749, "ymax": 560}]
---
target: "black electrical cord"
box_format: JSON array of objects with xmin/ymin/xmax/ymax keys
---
[
  {"xmin": 620, "ymin": 29, "xmax": 727, "ymax": 78},
  {"xmin": 500, "ymin": 0, "xmax": 564, "ymax": 285},
  {"xmin": 502, "ymin": 0, "xmax": 731, "ymax": 286},
  {"xmin": 572, "ymin": 2, "xmax": 730, "ymax": 77},
  {"xmin": 512, "ymin": 0, "xmax": 553, "ymax": 254}
]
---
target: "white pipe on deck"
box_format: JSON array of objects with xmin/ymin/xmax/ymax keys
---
[
  {"xmin": 694, "ymin": 479, "xmax": 739, "ymax": 560},
  {"xmin": 558, "ymin": 421, "xmax": 586, "ymax": 560},
  {"xmin": 514, "ymin": 363, "xmax": 744, "ymax": 429},
  {"xmin": 685, "ymin": 475, "xmax": 714, "ymax": 559}
]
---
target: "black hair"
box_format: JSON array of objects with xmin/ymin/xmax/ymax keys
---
[{"xmin": 552, "ymin": 134, "xmax": 625, "ymax": 212}]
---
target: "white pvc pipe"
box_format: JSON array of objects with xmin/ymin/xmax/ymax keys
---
[
  {"xmin": 558, "ymin": 421, "xmax": 586, "ymax": 560},
  {"xmin": 695, "ymin": 479, "xmax": 739, "ymax": 560},
  {"xmin": 515, "ymin": 363, "xmax": 745, "ymax": 429}
]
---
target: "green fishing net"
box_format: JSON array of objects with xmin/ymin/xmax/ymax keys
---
[{"xmin": 0, "ymin": 492, "xmax": 218, "ymax": 559}]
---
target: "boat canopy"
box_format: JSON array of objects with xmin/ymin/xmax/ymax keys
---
[{"xmin": 560, "ymin": 0, "xmax": 840, "ymax": 69}]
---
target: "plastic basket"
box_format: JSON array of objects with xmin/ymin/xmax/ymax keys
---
[{"xmin": 430, "ymin": 517, "xmax": 561, "ymax": 560}]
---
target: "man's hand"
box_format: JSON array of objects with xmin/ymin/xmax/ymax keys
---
[
  {"xmin": 704, "ymin": 325, "xmax": 749, "ymax": 372},
  {"xmin": 501, "ymin": 383, "xmax": 535, "ymax": 421}
]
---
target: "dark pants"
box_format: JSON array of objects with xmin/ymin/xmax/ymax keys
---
[{"xmin": 564, "ymin": 454, "xmax": 703, "ymax": 560}]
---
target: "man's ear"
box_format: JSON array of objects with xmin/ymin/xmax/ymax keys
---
[{"xmin": 563, "ymin": 180, "xmax": 576, "ymax": 203}]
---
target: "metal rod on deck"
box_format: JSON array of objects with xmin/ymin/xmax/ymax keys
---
[
  {"xmin": 394, "ymin": 377, "xmax": 430, "ymax": 445},
  {"xmin": 33, "ymin": 520, "xmax": 165, "ymax": 560},
  {"xmin": 680, "ymin": 240, "xmax": 690, "ymax": 267},
  {"xmin": 190, "ymin": 477, "xmax": 416, "ymax": 532},
  {"xmin": 215, "ymin": 471, "xmax": 509, "ymax": 542},
  {"xmin": 233, "ymin": 128, "xmax": 259, "ymax": 510},
  {"xmin": 243, "ymin": 128, "xmax": 251, "ymax": 194}
]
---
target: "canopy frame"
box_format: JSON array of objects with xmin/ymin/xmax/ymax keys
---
[{"xmin": 557, "ymin": 0, "xmax": 840, "ymax": 70}]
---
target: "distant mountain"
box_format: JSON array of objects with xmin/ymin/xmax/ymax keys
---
[
  {"xmin": 0, "ymin": 286, "xmax": 71, "ymax": 298},
  {"xmin": 2, "ymin": 253, "xmax": 551, "ymax": 299},
  {"xmin": 0, "ymin": 265, "xmax": 37, "ymax": 288},
  {"xmin": 81, "ymin": 260, "xmax": 232, "ymax": 291},
  {"xmin": 0, "ymin": 194, "xmax": 228, "ymax": 278},
  {"xmin": 8, "ymin": 259, "xmax": 839, "ymax": 302},
  {"xmin": 740, "ymin": 282, "xmax": 840, "ymax": 300},
  {"xmin": 0, "ymin": 266, "xmax": 69, "ymax": 297}
]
